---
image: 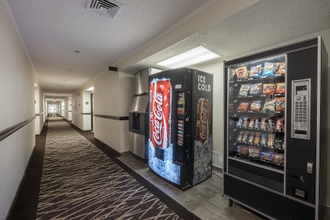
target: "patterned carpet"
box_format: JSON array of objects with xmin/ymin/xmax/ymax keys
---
[{"xmin": 36, "ymin": 120, "xmax": 182, "ymax": 220}]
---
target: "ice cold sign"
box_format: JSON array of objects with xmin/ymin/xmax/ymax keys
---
[{"xmin": 198, "ymin": 75, "xmax": 211, "ymax": 92}]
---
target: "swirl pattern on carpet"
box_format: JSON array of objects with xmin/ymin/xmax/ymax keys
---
[{"xmin": 36, "ymin": 121, "xmax": 181, "ymax": 220}]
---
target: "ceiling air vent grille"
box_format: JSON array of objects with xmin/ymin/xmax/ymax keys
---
[{"xmin": 85, "ymin": 0, "xmax": 123, "ymax": 19}]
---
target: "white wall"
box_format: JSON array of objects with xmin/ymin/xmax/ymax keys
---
[
  {"xmin": 68, "ymin": 99, "xmax": 72, "ymax": 121},
  {"xmin": 64, "ymin": 99, "xmax": 68, "ymax": 119},
  {"xmin": 70, "ymin": 70, "xmax": 134, "ymax": 153},
  {"xmin": 71, "ymin": 90, "xmax": 93, "ymax": 130},
  {"xmin": 193, "ymin": 28, "xmax": 330, "ymax": 206},
  {"xmin": 71, "ymin": 92, "xmax": 84, "ymax": 130},
  {"xmin": 61, "ymin": 101, "xmax": 65, "ymax": 117},
  {"xmin": 83, "ymin": 91, "xmax": 92, "ymax": 130},
  {"xmin": 34, "ymin": 86, "xmax": 44, "ymax": 135},
  {"xmin": 192, "ymin": 61, "xmax": 224, "ymax": 169},
  {"xmin": 0, "ymin": 1, "xmax": 37, "ymax": 218},
  {"xmin": 118, "ymin": 74, "xmax": 134, "ymax": 150},
  {"xmin": 63, "ymin": 98, "xmax": 73, "ymax": 121}
]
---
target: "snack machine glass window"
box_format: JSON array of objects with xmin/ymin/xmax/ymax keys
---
[{"xmin": 227, "ymin": 55, "xmax": 286, "ymax": 177}]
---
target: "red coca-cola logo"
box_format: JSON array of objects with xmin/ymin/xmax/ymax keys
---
[
  {"xmin": 152, "ymin": 92, "xmax": 167, "ymax": 147},
  {"xmin": 200, "ymin": 106, "xmax": 207, "ymax": 140}
]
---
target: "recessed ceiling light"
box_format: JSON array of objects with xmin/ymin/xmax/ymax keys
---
[{"xmin": 156, "ymin": 45, "xmax": 220, "ymax": 69}]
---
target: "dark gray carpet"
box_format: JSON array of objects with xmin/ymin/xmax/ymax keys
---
[{"xmin": 36, "ymin": 121, "xmax": 182, "ymax": 220}]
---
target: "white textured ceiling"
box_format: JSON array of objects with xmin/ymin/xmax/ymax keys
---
[
  {"xmin": 4, "ymin": 0, "xmax": 215, "ymax": 98},
  {"xmin": 134, "ymin": 0, "xmax": 330, "ymax": 72},
  {"xmin": 4, "ymin": 0, "xmax": 330, "ymax": 100}
]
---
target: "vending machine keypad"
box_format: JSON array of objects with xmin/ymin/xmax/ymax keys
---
[{"xmin": 291, "ymin": 79, "xmax": 311, "ymax": 140}]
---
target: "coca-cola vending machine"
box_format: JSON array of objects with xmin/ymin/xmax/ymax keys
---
[{"xmin": 148, "ymin": 68, "xmax": 213, "ymax": 189}]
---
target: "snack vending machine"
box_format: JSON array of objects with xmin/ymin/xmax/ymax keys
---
[
  {"xmin": 148, "ymin": 68, "xmax": 213, "ymax": 189},
  {"xmin": 223, "ymin": 37, "xmax": 328, "ymax": 219}
]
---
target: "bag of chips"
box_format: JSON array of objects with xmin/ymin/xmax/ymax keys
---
[
  {"xmin": 238, "ymin": 83, "xmax": 251, "ymax": 97},
  {"xmin": 229, "ymin": 68, "xmax": 236, "ymax": 81},
  {"xmin": 237, "ymin": 145, "xmax": 249, "ymax": 155},
  {"xmin": 275, "ymin": 97, "xmax": 285, "ymax": 112},
  {"xmin": 260, "ymin": 151, "xmax": 274, "ymax": 162},
  {"xmin": 235, "ymin": 66, "xmax": 248, "ymax": 80},
  {"xmin": 250, "ymin": 100, "xmax": 262, "ymax": 112},
  {"xmin": 276, "ymin": 82, "xmax": 285, "ymax": 95},
  {"xmin": 262, "ymin": 62, "xmax": 276, "ymax": 77},
  {"xmin": 274, "ymin": 154, "xmax": 284, "ymax": 165},
  {"xmin": 250, "ymin": 83, "xmax": 262, "ymax": 96},
  {"xmin": 262, "ymin": 84, "xmax": 275, "ymax": 96},
  {"xmin": 249, "ymin": 146, "xmax": 261, "ymax": 158},
  {"xmin": 237, "ymin": 101, "xmax": 251, "ymax": 112},
  {"xmin": 249, "ymin": 65, "xmax": 262, "ymax": 78},
  {"xmin": 263, "ymin": 99, "xmax": 275, "ymax": 111},
  {"xmin": 275, "ymin": 62, "xmax": 286, "ymax": 75}
]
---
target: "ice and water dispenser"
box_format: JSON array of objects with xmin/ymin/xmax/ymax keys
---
[{"xmin": 128, "ymin": 68, "xmax": 161, "ymax": 160}]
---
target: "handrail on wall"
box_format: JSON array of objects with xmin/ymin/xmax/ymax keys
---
[{"xmin": 0, "ymin": 116, "xmax": 36, "ymax": 142}]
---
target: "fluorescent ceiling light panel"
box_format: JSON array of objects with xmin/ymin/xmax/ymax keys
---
[
  {"xmin": 156, "ymin": 45, "xmax": 220, "ymax": 69},
  {"xmin": 85, "ymin": 86, "xmax": 94, "ymax": 91}
]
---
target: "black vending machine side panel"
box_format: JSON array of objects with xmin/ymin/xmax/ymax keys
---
[
  {"xmin": 319, "ymin": 38, "xmax": 329, "ymax": 219},
  {"xmin": 286, "ymin": 45, "xmax": 318, "ymax": 204},
  {"xmin": 191, "ymin": 69, "xmax": 213, "ymax": 186}
]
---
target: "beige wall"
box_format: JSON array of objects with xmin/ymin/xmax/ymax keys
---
[{"xmin": 0, "ymin": 1, "xmax": 37, "ymax": 218}]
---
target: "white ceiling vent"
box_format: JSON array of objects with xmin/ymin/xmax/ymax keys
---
[{"xmin": 85, "ymin": 0, "xmax": 123, "ymax": 19}]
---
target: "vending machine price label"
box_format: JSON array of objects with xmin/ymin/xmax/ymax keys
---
[{"xmin": 291, "ymin": 79, "xmax": 311, "ymax": 140}]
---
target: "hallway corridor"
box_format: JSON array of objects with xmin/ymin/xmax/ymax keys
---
[{"xmin": 7, "ymin": 118, "xmax": 265, "ymax": 220}]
